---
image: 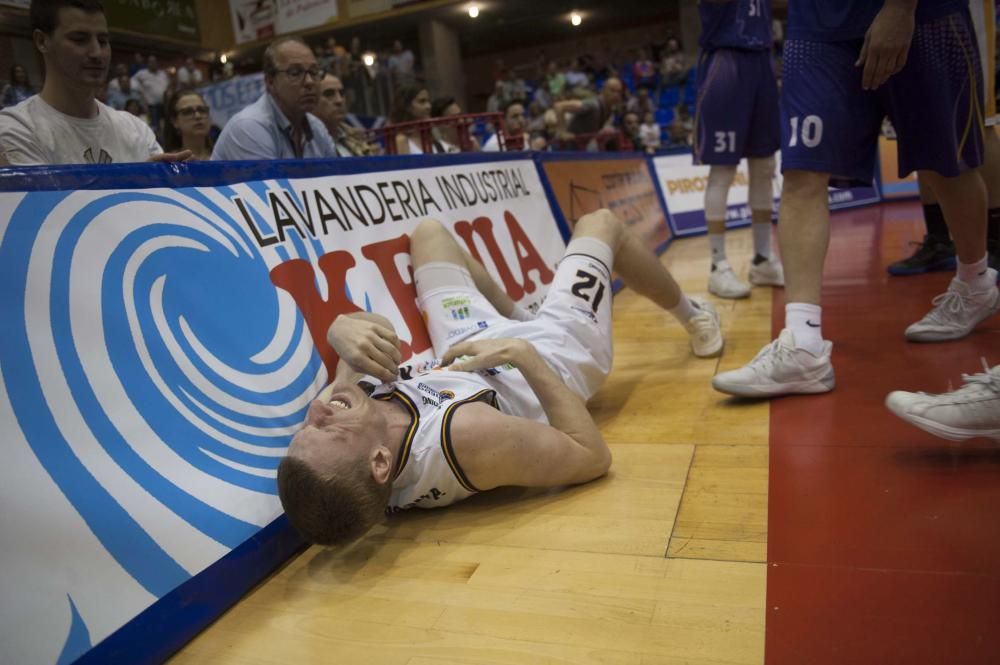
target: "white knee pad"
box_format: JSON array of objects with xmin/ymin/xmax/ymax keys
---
[
  {"xmin": 705, "ymin": 165, "xmax": 738, "ymax": 221},
  {"xmin": 748, "ymin": 156, "xmax": 776, "ymax": 211}
]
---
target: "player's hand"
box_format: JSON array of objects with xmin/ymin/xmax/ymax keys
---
[
  {"xmin": 856, "ymin": 1, "xmax": 916, "ymax": 90},
  {"xmin": 327, "ymin": 314, "xmax": 401, "ymax": 383},
  {"xmin": 150, "ymin": 150, "xmax": 194, "ymax": 163},
  {"xmin": 442, "ymin": 338, "xmax": 532, "ymax": 372}
]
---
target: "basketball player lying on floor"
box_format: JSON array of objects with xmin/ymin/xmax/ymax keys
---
[{"xmin": 277, "ymin": 209, "xmax": 723, "ymax": 546}]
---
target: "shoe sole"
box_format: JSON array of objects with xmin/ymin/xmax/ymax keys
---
[
  {"xmin": 693, "ymin": 339, "xmax": 724, "ymax": 358},
  {"xmin": 885, "ymin": 407, "xmax": 1000, "ymax": 442},
  {"xmin": 886, "ymin": 257, "xmax": 957, "ymax": 276},
  {"xmin": 711, "ymin": 375, "xmax": 835, "ymax": 398},
  {"xmin": 905, "ymin": 293, "xmax": 1000, "ymax": 342},
  {"xmin": 749, "ymin": 275, "xmax": 784, "ymax": 287},
  {"xmin": 708, "ymin": 286, "xmax": 750, "ymax": 299}
]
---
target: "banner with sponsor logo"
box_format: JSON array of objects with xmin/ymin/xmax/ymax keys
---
[
  {"xmin": 198, "ymin": 73, "xmax": 266, "ymax": 130},
  {"xmin": 231, "ymin": 0, "xmax": 275, "ymax": 44},
  {"xmin": 651, "ymin": 151, "xmax": 881, "ymax": 236},
  {"xmin": 105, "ymin": 0, "xmax": 200, "ymax": 42},
  {"xmin": 274, "ymin": 0, "xmax": 339, "ymax": 34},
  {"xmin": 538, "ymin": 155, "xmax": 672, "ymax": 252},
  {"xmin": 0, "ymin": 154, "xmax": 564, "ymax": 665}
]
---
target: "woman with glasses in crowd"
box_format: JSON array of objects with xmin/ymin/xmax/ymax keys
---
[{"xmin": 164, "ymin": 91, "xmax": 214, "ymax": 161}]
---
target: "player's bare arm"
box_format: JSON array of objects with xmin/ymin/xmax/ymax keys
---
[
  {"xmin": 443, "ymin": 338, "xmax": 612, "ymax": 489},
  {"xmin": 856, "ymin": 0, "xmax": 917, "ymax": 90},
  {"xmin": 326, "ymin": 312, "xmax": 402, "ymax": 384}
]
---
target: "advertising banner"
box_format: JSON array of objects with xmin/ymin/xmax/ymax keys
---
[
  {"xmin": 105, "ymin": 0, "xmax": 199, "ymax": 42},
  {"xmin": 231, "ymin": 0, "xmax": 275, "ymax": 44},
  {"xmin": 275, "ymin": 0, "xmax": 339, "ymax": 34},
  {"xmin": 198, "ymin": 73, "xmax": 266, "ymax": 130},
  {"xmin": 0, "ymin": 155, "xmax": 564, "ymax": 665},
  {"xmin": 539, "ymin": 156, "xmax": 672, "ymax": 252},
  {"xmin": 651, "ymin": 151, "xmax": 880, "ymax": 236}
]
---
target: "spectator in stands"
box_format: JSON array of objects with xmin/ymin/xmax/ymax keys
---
[
  {"xmin": 389, "ymin": 83, "xmax": 434, "ymax": 154},
  {"xmin": 212, "ymin": 37, "xmax": 337, "ymax": 161},
  {"xmin": 129, "ymin": 51, "xmax": 144, "ymax": 76},
  {"xmin": 564, "ymin": 58, "xmax": 589, "ymax": 93},
  {"xmin": 430, "ymin": 96, "xmax": 472, "ymax": 153},
  {"xmin": 633, "ymin": 48, "xmax": 657, "ymax": 89},
  {"xmin": 486, "ymin": 80, "xmax": 504, "ymax": 113},
  {"xmin": 626, "ymin": 86, "xmax": 657, "ymax": 117},
  {"xmin": 313, "ymin": 74, "xmax": 378, "ymax": 157},
  {"xmin": 175, "ymin": 57, "xmax": 203, "ymax": 90},
  {"xmin": 106, "ymin": 72, "xmax": 141, "ymax": 110},
  {"xmin": 659, "ymin": 38, "xmax": 691, "ymax": 90},
  {"xmin": 669, "ymin": 103, "xmax": 694, "ymax": 146},
  {"xmin": 163, "ymin": 91, "xmax": 213, "ymax": 160},
  {"xmin": 387, "ymin": 39, "xmax": 416, "ymax": 89},
  {"xmin": 545, "ymin": 60, "xmax": 566, "ymax": 100},
  {"xmin": 131, "ymin": 55, "xmax": 170, "ymax": 136},
  {"xmin": 0, "ymin": 0, "xmax": 188, "ymax": 165},
  {"xmin": 639, "ymin": 110, "xmax": 661, "ymax": 154},
  {"xmin": 484, "ymin": 98, "xmax": 531, "ymax": 152},
  {"xmin": 553, "ymin": 76, "xmax": 623, "ymax": 151},
  {"xmin": 620, "ymin": 110, "xmax": 642, "ymax": 151},
  {"xmin": 1, "ymin": 64, "xmax": 35, "ymax": 108}
]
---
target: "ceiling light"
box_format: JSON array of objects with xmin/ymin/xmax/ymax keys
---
[
  {"xmin": 220, "ymin": 53, "xmax": 228, "ymax": 64},
  {"xmin": 362, "ymin": 52, "xmax": 376, "ymax": 67},
  {"xmin": 468, "ymin": 4, "xmax": 479, "ymax": 18},
  {"xmin": 570, "ymin": 12, "xmax": 582, "ymax": 26}
]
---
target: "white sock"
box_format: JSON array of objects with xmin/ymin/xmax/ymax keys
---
[
  {"xmin": 669, "ymin": 295, "xmax": 699, "ymax": 324},
  {"xmin": 709, "ymin": 232, "xmax": 727, "ymax": 267},
  {"xmin": 785, "ymin": 303, "xmax": 825, "ymax": 355},
  {"xmin": 956, "ymin": 253, "xmax": 991, "ymax": 291},
  {"xmin": 752, "ymin": 221, "xmax": 772, "ymax": 260}
]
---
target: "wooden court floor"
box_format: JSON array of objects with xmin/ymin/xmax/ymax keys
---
[{"xmin": 172, "ymin": 226, "xmax": 771, "ymax": 665}]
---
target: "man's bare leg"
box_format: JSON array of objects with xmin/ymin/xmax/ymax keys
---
[
  {"xmin": 905, "ymin": 167, "xmax": 999, "ymax": 342},
  {"xmin": 410, "ymin": 219, "xmax": 519, "ymax": 317},
  {"xmin": 712, "ymin": 169, "xmax": 837, "ymax": 397}
]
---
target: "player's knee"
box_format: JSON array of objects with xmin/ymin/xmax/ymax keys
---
[
  {"xmin": 782, "ymin": 169, "xmax": 829, "ymax": 199},
  {"xmin": 748, "ymin": 157, "xmax": 775, "ymax": 210},
  {"xmin": 573, "ymin": 208, "xmax": 624, "ymax": 251},
  {"xmin": 411, "ymin": 218, "xmax": 449, "ymax": 246},
  {"xmin": 705, "ymin": 165, "xmax": 738, "ymax": 220}
]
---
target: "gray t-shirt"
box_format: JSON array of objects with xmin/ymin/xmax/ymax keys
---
[{"xmin": 0, "ymin": 96, "xmax": 162, "ymax": 165}]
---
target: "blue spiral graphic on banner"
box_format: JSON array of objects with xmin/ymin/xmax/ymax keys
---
[{"xmin": 0, "ymin": 182, "xmax": 328, "ymax": 596}]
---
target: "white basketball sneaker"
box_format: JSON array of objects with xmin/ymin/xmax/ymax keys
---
[
  {"xmin": 685, "ymin": 296, "xmax": 724, "ymax": 358},
  {"xmin": 905, "ymin": 271, "xmax": 1000, "ymax": 342},
  {"xmin": 711, "ymin": 328, "xmax": 835, "ymax": 397},
  {"xmin": 749, "ymin": 257, "xmax": 785, "ymax": 287},
  {"xmin": 708, "ymin": 264, "xmax": 751, "ymax": 299},
  {"xmin": 885, "ymin": 359, "xmax": 1000, "ymax": 441}
]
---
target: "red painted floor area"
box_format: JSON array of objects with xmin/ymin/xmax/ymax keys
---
[{"xmin": 765, "ymin": 201, "xmax": 1000, "ymax": 665}]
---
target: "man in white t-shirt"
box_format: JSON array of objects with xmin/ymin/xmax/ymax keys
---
[
  {"xmin": 0, "ymin": 0, "xmax": 189, "ymax": 166},
  {"xmin": 131, "ymin": 55, "xmax": 170, "ymax": 134}
]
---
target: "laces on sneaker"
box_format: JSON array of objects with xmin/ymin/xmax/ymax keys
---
[
  {"xmin": 957, "ymin": 358, "xmax": 1000, "ymax": 395},
  {"xmin": 923, "ymin": 289, "xmax": 967, "ymax": 324}
]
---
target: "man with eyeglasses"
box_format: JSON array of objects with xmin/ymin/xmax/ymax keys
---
[
  {"xmin": 312, "ymin": 74, "xmax": 379, "ymax": 157},
  {"xmin": 0, "ymin": 0, "xmax": 190, "ymax": 165},
  {"xmin": 212, "ymin": 37, "xmax": 338, "ymax": 161}
]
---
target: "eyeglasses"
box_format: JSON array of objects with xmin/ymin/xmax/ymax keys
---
[
  {"xmin": 177, "ymin": 105, "xmax": 210, "ymax": 117},
  {"xmin": 274, "ymin": 66, "xmax": 325, "ymax": 82}
]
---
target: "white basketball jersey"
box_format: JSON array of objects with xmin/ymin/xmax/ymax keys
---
[{"xmin": 375, "ymin": 358, "xmax": 546, "ymax": 513}]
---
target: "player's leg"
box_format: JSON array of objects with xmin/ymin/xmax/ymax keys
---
[
  {"xmin": 889, "ymin": 8, "xmax": 999, "ymax": 342},
  {"xmin": 569, "ymin": 209, "xmax": 724, "ymax": 357},
  {"xmin": 712, "ymin": 38, "xmax": 882, "ymax": 397},
  {"xmin": 410, "ymin": 219, "xmax": 530, "ymax": 321},
  {"xmin": 695, "ymin": 49, "xmax": 753, "ymax": 298},
  {"xmin": 745, "ymin": 51, "xmax": 784, "ymax": 288},
  {"xmin": 887, "ymin": 178, "xmax": 956, "ymax": 276}
]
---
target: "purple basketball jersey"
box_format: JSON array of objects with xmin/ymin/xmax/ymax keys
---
[{"xmin": 699, "ymin": 0, "xmax": 772, "ymax": 51}]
